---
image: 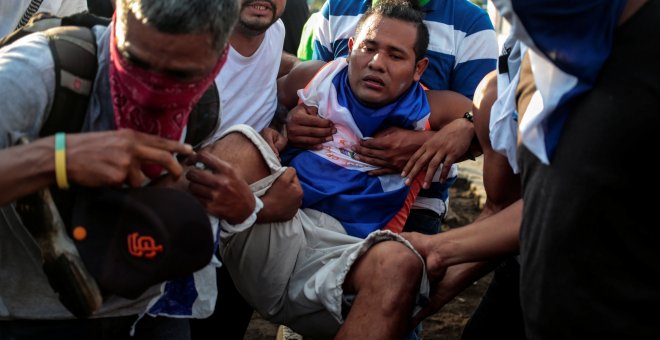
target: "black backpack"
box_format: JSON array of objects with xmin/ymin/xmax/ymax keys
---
[{"xmin": 0, "ymin": 11, "xmax": 220, "ymax": 146}]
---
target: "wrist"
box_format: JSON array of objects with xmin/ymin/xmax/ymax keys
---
[
  {"xmin": 458, "ymin": 115, "xmax": 481, "ymax": 161},
  {"xmin": 220, "ymin": 195, "xmax": 263, "ymax": 236}
]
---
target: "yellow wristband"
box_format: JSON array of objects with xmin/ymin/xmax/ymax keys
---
[{"xmin": 54, "ymin": 132, "xmax": 69, "ymax": 189}]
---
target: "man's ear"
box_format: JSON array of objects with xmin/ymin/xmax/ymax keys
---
[
  {"xmin": 346, "ymin": 37, "xmax": 355, "ymax": 63},
  {"xmin": 413, "ymin": 57, "xmax": 429, "ymax": 82}
]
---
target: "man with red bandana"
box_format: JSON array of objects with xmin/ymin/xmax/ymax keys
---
[
  {"xmin": 0, "ymin": 0, "xmax": 299, "ymax": 338},
  {"xmin": 191, "ymin": 0, "xmax": 298, "ymax": 338}
]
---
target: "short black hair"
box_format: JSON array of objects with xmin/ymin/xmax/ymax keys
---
[{"xmin": 355, "ymin": 0, "xmax": 429, "ymax": 61}]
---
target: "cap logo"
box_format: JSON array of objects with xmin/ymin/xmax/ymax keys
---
[{"xmin": 127, "ymin": 232, "xmax": 164, "ymax": 259}]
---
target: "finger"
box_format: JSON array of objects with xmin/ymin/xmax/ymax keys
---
[
  {"xmin": 354, "ymin": 154, "xmax": 389, "ymax": 168},
  {"xmin": 188, "ymin": 181, "xmax": 214, "ymax": 201},
  {"xmin": 366, "ymin": 168, "xmax": 396, "ymax": 176},
  {"xmin": 182, "ymin": 151, "xmax": 201, "ymax": 166},
  {"xmin": 280, "ymin": 167, "xmax": 297, "ymax": 181},
  {"xmin": 266, "ymin": 139, "xmax": 279, "ymax": 156},
  {"xmin": 358, "ymin": 138, "xmax": 386, "ymax": 150},
  {"xmin": 194, "ymin": 151, "xmax": 235, "ymax": 176},
  {"xmin": 303, "ymin": 105, "xmax": 319, "ymax": 116},
  {"xmin": 352, "ymin": 143, "xmax": 385, "ymax": 161},
  {"xmin": 401, "ymin": 150, "xmax": 419, "ymax": 177},
  {"xmin": 186, "ymin": 167, "xmax": 219, "ymax": 187},
  {"xmin": 129, "ymin": 129, "xmax": 193, "ymax": 156},
  {"xmin": 439, "ymin": 155, "xmax": 456, "ymax": 184},
  {"xmin": 275, "ymin": 135, "xmax": 288, "ymax": 151},
  {"xmin": 425, "ymin": 155, "xmax": 446, "ymax": 188},
  {"xmin": 126, "ymin": 165, "xmax": 146, "ymax": 188},
  {"xmin": 288, "ymin": 123, "xmax": 335, "ymax": 140},
  {"xmin": 402, "ymin": 150, "xmax": 426, "ymax": 184},
  {"xmin": 439, "ymin": 155, "xmax": 456, "ymax": 183},
  {"xmin": 133, "ymin": 144, "xmax": 185, "ymax": 178},
  {"xmin": 289, "ymin": 109, "xmax": 333, "ymax": 127}
]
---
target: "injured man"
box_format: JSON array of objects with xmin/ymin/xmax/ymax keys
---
[{"xmin": 180, "ymin": 2, "xmax": 465, "ymax": 338}]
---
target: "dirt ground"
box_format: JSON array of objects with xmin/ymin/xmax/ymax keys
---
[{"xmin": 244, "ymin": 176, "xmax": 489, "ymax": 340}]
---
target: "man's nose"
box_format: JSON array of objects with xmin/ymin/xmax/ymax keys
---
[{"xmin": 368, "ymin": 52, "xmax": 385, "ymax": 71}]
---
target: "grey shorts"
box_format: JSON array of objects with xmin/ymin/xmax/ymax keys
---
[{"xmin": 218, "ymin": 125, "xmax": 430, "ymax": 338}]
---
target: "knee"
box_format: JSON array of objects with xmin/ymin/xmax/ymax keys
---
[{"xmin": 360, "ymin": 241, "xmax": 423, "ymax": 288}]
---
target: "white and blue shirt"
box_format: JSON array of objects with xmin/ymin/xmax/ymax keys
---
[
  {"xmin": 283, "ymin": 59, "xmax": 430, "ymax": 238},
  {"xmin": 492, "ymin": 0, "xmax": 626, "ymax": 164},
  {"xmin": 309, "ymin": 0, "xmax": 498, "ymax": 218}
]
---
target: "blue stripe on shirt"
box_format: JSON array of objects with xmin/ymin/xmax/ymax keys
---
[
  {"xmin": 422, "ymin": 0, "xmax": 492, "ymax": 34},
  {"xmin": 452, "ymin": 58, "xmax": 497, "ymax": 99}
]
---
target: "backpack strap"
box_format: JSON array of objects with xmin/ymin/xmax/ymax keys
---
[
  {"xmin": 39, "ymin": 26, "xmax": 98, "ymax": 137},
  {"xmin": 185, "ymin": 82, "xmax": 220, "ymax": 148},
  {"xmin": 15, "ymin": 0, "xmax": 45, "ymax": 30}
]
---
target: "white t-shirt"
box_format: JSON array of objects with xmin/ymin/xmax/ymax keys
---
[
  {"xmin": 212, "ymin": 19, "xmax": 284, "ymax": 139},
  {"xmin": 0, "ymin": 0, "xmax": 88, "ymax": 38}
]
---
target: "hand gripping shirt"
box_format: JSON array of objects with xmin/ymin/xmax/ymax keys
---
[{"xmin": 283, "ymin": 59, "xmax": 430, "ymax": 238}]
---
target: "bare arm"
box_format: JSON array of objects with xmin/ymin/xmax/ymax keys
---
[
  {"xmin": 403, "ymin": 199, "xmax": 522, "ymax": 324},
  {"xmin": 277, "ymin": 51, "xmax": 302, "ymax": 79},
  {"xmin": 403, "ymin": 199, "xmax": 521, "ymax": 270},
  {"xmin": 277, "ymin": 59, "xmax": 325, "ymax": 109},
  {"xmin": 277, "ymin": 60, "xmax": 337, "ymax": 149},
  {"xmin": 353, "ymin": 89, "xmax": 474, "ymax": 178},
  {"xmin": 426, "ymin": 90, "xmax": 472, "ymax": 130},
  {"xmin": 410, "ymin": 261, "xmax": 496, "ymax": 327},
  {"xmin": 0, "ymin": 130, "xmax": 192, "ymax": 206}
]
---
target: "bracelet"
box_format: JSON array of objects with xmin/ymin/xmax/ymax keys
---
[
  {"xmin": 462, "ymin": 112, "xmax": 476, "ymax": 160},
  {"xmin": 54, "ymin": 132, "xmax": 69, "ymax": 189},
  {"xmin": 463, "ymin": 110, "xmax": 474, "ymax": 123}
]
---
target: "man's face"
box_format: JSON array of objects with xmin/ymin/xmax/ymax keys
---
[
  {"xmin": 347, "ymin": 15, "xmax": 428, "ymax": 106},
  {"xmin": 238, "ymin": 0, "xmax": 286, "ymax": 34},
  {"xmin": 116, "ymin": 9, "xmax": 222, "ymax": 82}
]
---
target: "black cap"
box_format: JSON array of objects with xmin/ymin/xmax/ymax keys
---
[{"xmin": 70, "ymin": 187, "xmax": 214, "ymax": 299}]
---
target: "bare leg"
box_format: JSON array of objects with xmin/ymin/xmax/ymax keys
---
[
  {"xmin": 338, "ymin": 241, "xmax": 423, "ymax": 339},
  {"xmin": 204, "ymin": 132, "xmax": 270, "ymax": 185}
]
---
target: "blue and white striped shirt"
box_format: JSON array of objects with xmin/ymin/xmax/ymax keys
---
[{"xmin": 311, "ymin": 0, "xmax": 497, "ymax": 99}]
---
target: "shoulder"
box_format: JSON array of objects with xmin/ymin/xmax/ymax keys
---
[
  {"xmin": 270, "ymin": 19, "xmax": 285, "ymax": 37},
  {"xmin": 324, "ymin": 0, "xmax": 371, "ymax": 18},
  {"xmin": 0, "ymin": 32, "xmax": 54, "ymax": 75},
  {"xmin": 425, "ymin": 0, "xmax": 494, "ymax": 34},
  {"xmin": 46, "ymin": 0, "xmax": 87, "ymax": 16},
  {"xmin": 0, "ymin": 33, "xmax": 56, "ymax": 146},
  {"xmin": 292, "ymin": 59, "xmax": 328, "ymax": 84}
]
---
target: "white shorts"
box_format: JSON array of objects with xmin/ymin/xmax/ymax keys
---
[{"xmin": 218, "ymin": 125, "xmax": 430, "ymax": 338}]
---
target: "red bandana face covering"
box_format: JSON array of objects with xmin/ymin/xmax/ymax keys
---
[{"xmin": 108, "ymin": 19, "xmax": 228, "ymax": 179}]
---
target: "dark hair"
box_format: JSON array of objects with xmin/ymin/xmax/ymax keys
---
[
  {"xmin": 119, "ymin": 0, "xmax": 239, "ymax": 52},
  {"xmin": 355, "ymin": 0, "xmax": 429, "ymax": 61}
]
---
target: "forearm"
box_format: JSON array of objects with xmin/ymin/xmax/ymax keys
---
[
  {"xmin": 426, "ymin": 90, "xmax": 472, "ymax": 130},
  {"xmin": 434, "ymin": 200, "xmax": 522, "ymax": 266},
  {"xmin": 278, "ymin": 52, "xmax": 301, "ymax": 79},
  {"xmin": 442, "ymin": 261, "xmax": 499, "ymax": 297},
  {"xmin": 256, "ymin": 195, "xmax": 280, "ymax": 223},
  {"xmin": 0, "ymin": 136, "xmax": 56, "ymax": 205}
]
